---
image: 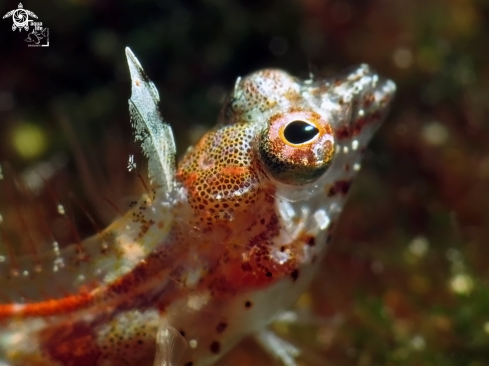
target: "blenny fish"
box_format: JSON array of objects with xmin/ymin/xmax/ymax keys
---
[{"xmin": 0, "ymin": 48, "xmax": 395, "ymax": 366}]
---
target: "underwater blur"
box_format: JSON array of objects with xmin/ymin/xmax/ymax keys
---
[{"xmin": 0, "ymin": 0, "xmax": 488, "ymax": 365}]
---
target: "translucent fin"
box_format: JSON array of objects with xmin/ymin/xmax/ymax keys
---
[
  {"xmin": 153, "ymin": 322, "xmax": 187, "ymax": 366},
  {"xmin": 254, "ymin": 329, "xmax": 301, "ymax": 366},
  {"xmin": 125, "ymin": 47, "xmax": 176, "ymax": 193}
]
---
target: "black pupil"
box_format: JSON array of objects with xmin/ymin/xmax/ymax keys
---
[{"xmin": 283, "ymin": 120, "xmax": 319, "ymax": 145}]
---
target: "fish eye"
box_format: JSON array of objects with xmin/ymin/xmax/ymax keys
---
[
  {"xmin": 259, "ymin": 110, "xmax": 335, "ymax": 186},
  {"xmin": 283, "ymin": 120, "xmax": 319, "ymax": 145}
]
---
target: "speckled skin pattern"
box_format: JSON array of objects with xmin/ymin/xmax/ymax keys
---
[{"xmin": 0, "ymin": 64, "xmax": 395, "ymax": 366}]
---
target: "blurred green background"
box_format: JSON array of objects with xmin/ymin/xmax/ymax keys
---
[{"xmin": 1, "ymin": 0, "xmax": 489, "ymax": 365}]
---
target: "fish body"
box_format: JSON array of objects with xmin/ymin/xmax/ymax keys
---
[{"xmin": 0, "ymin": 49, "xmax": 395, "ymax": 366}]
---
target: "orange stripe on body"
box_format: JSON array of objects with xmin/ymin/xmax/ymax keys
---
[
  {"xmin": 0, "ymin": 292, "xmax": 94, "ymax": 319},
  {"xmin": 0, "ymin": 253, "xmax": 160, "ymax": 320}
]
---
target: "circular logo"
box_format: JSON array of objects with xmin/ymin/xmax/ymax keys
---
[
  {"xmin": 11, "ymin": 8, "xmax": 30, "ymax": 30},
  {"xmin": 2, "ymin": 3, "xmax": 38, "ymax": 31}
]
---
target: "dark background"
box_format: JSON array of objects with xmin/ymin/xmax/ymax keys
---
[{"xmin": 1, "ymin": 0, "xmax": 489, "ymax": 365}]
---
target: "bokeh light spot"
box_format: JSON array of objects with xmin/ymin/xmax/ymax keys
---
[{"xmin": 11, "ymin": 122, "xmax": 48, "ymax": 160}]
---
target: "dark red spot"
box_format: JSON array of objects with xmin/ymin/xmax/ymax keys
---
[
  {"xmin": 184, "ymin": 362, "xmax": 194, "ymax": 366},
  {"xmin": 245, "ymin": 301, "xmax": 253, "ymax": 308},
  {"xmin": 216, "ymin": 322, "xmax": 228, "ymax": 333},
  {"xmin": 179, "ymin": 330, "xmax": 186, "ymax": 337},
  {"xmin": 327, "ymin": 179, "xmax": 352, "ymax": 197},
  {"xmin": 265, "ymin": 271, "xmax": 273, "ymax": 278},
  {"xmin": 210, "ymin": 341, "xmax": 221, "ymax": 354},
  {"xmin": 42, "ymin": 322, "xmax": 101, "ymax": 366},
  {"xmin": 241, "ymin": 262, "xmax": 253, "ymax": 272},
  {"xmin": 290, "ymin": 269, "xmax": 299, "ymax": 282},
  {"xmin": 335, "ymin": 109, "xmax": 384, "ymax": 141},
  {"xmin": 363, "ymin": 93, "xmax": 375, "ymax": 109},
  {"xmin": 306, "ymin": 236, "xmax": 315, "ymax": 247},
  {"xmin": 335, "ymin": 125, "xmax": 351, "ymax": 140}
]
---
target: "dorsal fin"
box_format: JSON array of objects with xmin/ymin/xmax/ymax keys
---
[{"xmin": 125, "ymin": 47, "xmax": 176, "ymax": 194}]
